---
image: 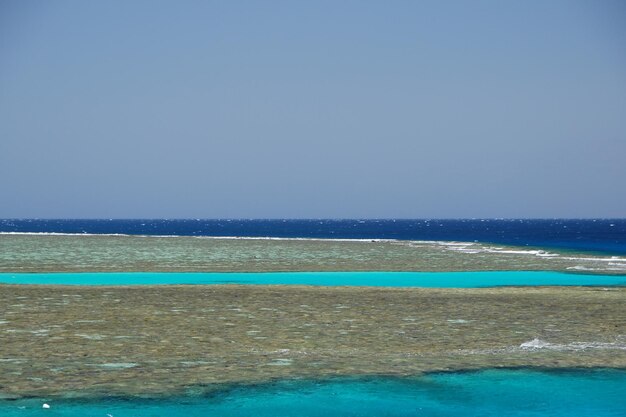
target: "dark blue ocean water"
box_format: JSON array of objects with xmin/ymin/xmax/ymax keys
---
[
  {"xmin": 1, "ymin": 219, "xmax": 625, "ymax": 254},
  {"xmin": 2, "ymin": 369, "xmax": 625, "ymax": 417}
]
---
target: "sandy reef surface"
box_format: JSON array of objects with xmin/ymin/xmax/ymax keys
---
[
  {"xmin": 1, "ymin": 234, "xmax": 625, "ymax": 274},
  {"xmin": 1, "ymin": 235, "xmax": 625, "ymax": 399},
  {"xmin": 1, "ymin": 284, "xmax": 624, "ymax": 398}
]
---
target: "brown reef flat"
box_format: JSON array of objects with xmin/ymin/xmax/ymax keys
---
[
  {"xmin": 1, "ymin": 234, "xmax": 625, "ymax": 274},
  {"xmin": 1, "ymin": 284, "xmax": 624, "ymax": 398}
]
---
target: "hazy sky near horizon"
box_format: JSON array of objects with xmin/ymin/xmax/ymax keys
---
[{"xmin": 1, "ymin": 0, "xmax": 625, "ymax": 218}]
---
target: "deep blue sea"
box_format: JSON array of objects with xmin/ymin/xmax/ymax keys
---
[
  {"xmin": 1, "ymin": 218, "xmax": 625, "ymax": 254},
  {"xmin": 2, "ymin": 369, "xmax": 625, "ymax": 417}
]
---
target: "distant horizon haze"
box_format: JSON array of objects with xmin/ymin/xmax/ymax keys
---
[
  {"xmin": 1, "ymin": 1, "xmax": 625, "ymax": 218},
  {"xmin": 0, "ymin": 217, "xmax": 625, "ymax": 221}
]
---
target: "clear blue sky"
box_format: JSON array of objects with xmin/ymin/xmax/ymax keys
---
[{"xmin": 1, "ymin": 0, "xmax": 625, "ymax": 218}]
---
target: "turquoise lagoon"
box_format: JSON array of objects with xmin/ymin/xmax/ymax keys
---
[
  {"xmin": 3, "ymin": 273, "xmax": 624, "ymax": 416},
  {"xmin": 0, "ymin": 270, "xmax": 625, "ymax": 287},
  {"xmin": 2, "ymin": 369, "xmax": 625, "ymax": 416}
]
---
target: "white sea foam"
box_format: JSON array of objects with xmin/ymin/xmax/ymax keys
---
[
  {"xmin": 0, "ymin": 231, "xmax": 396, "ymax": 243},
  {"xmin": 567, "ymin": 266, "xmax": 601, "ymax": 271},
  {"xmin": 0, "ymin": 232, "xmax": 131, "ymax": 237},
  {"xmin": 1, "ymin": 232, "xmax": 529, "ymax": 248},
  {"xmin": 456, "ymin": 337, "xmax": 626, "ymax": 356},
  {"xmin": 520, "ymin": 338, "xmax": 552, "ymax": 349},
  {"xmin": 192, "ymin": 236, "xmax": 397, "ymax": 243},
  {"xmin": 433, "ymin": 242, "xmax": 477, "ymax": 247},
  {"xmin": 429, "ymin": 242, "xmax": 625, "ymax": 267},
  {"xmin": 473, "ymin": 248, "xmax": 560, "ymax": 257},
  {"xmin": 519, "ymin": 338, "xmax": 626, "ymax": 351},
  {"xmin": 2, "ymin": 232, "xmax": 624, "ymax": 271},
  {"xmin": 403, "ymin": 240, "xmax": 559, "ymax": 257},
  {"xmin": 560, "ymin": 256, "xmax": 626, "ymax": 263},
  {"xmin": 1, "ymin": 231, "xmax": 619, "ymax": 255}
]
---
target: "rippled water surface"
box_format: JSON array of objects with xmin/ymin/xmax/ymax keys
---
[
  {"xmin": 2, "ymin": 369, "xmax": 625, "ymax": 417},
  {"xmin": 2, "ymin": 218, "xmax": 625, "ymax": 254}
]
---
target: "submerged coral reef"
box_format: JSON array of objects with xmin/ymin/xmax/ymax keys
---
[{"xmin": 1, "ymin": 284, "xmax": 624, "ymax": 398}]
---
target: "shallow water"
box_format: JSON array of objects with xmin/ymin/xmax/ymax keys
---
[
  {"xmin": 1, "ymin": 271, "xmax": 625, "ymax": 287},
  {"xmin": 2, "ymin": 369, "xmax": 625, "ymax": 416}
]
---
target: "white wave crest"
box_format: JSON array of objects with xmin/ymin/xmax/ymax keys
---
[
  {"xmin": 520, "ymin": 338, "xmax": 552, "ymax": 349},
  {"xmin": 519, "ymin": 338, "xmax": 626, "ymax": 351},
  {"xmin": 192, "ymin": 236, "xmax": 397, "ymax": 243},
  {"xmin": 0, "ymin": 232, "xmax": 398, "ymax": 243},
  {"xmin": 0, "ymin": 232, "xmax": 131, "ymax": 237}
]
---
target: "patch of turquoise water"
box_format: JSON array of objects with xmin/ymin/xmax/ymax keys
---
[
  {"xmin": 0, "ymin": 271, "xmax": 624, "ymax": 287},
  {"xmin": 2, "ymin": 369, "xmax": 625, "ymax": 416}
]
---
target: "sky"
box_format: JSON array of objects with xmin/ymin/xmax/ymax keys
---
[{"xmin": 1, "ymin": 0, "xmax": 625, "ymax": 218}]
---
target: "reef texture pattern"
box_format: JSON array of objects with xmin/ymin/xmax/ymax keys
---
[{"xmin": 1, "ymin": 285, "xmax": 624, "ymax": 398}]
